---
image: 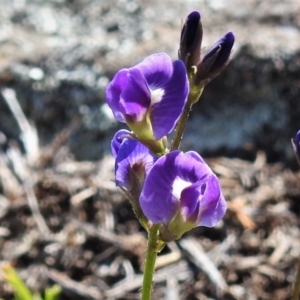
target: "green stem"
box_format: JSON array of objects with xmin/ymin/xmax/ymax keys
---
[
  {"xmin": 141, "ymin": 224, "xmax": 160, "ymax": 300},
  {"xmin": 292, "ymin": 256, "xmax": 300, "ymax": 300},
  {"xmin": 171, "ymin": 88, "xmax": 204, "ymax": 151}
]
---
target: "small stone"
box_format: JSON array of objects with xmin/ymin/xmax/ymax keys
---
[{"xmin": 29, "ymin": 67, "xmax": 44, "ymax": 81}]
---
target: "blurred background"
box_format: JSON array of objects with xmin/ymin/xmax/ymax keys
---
[
  {"xmin": 0, "ymin": 0, "xmax": 300, "ymax": 299},
  {"xmin": 0, "ymin": 0, "xmax": 299, "ymax": 162}
]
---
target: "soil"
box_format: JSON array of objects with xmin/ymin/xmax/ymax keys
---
[{"xmin": 1, "ymin": 145, "xmax": 300, "ymax": 300}]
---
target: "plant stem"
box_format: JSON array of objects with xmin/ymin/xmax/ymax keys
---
[
  {"xmin": 292, "ymin": 256, "xmax": 300, "ymax": 300},
  {"xmin": 171, "ymin": 88, "xmax": 203, "ymax": 151},
  {"xmin": 141, "ymin": 224, "xmax": 160, "ymax": 300}
]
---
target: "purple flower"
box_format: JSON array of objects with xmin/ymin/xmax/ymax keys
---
[
  {"xmin": 139, "ymin": 150, "xmax": 226, "ymax": 241},
  {"xmin": 111, "ymin": 129, "xmax": 157, "ymax": 191},
  {"xmin": 292, "ymin": 130, "xmax": 300, "ymax": 165},
  {"xmin": 106, "ymin": 53, "xmax": 189, "ymax": 141}
]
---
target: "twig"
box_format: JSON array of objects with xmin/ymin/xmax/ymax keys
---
[
  {"xmin": 74, "ymin": 220, "xmax": 146, "ymax": 255},
  {"xmin": 71, "ymin": 187, "xmax": 97, "ymax": 206},
  {"xmin": 38, "ymin": 115, "xmax": 81, "ymax": 168},
  {"xmin": 166, "ymin": 276, "xmax": 180, "ymax": 300},
  {"xmin": 179, "ymin": 237, "xmax": 228, "ymax": 292},
  {"xmin": 0, "ymin": 150, "xmax": 23, "ymax": 199},
  {"xmin": 47, "ymin": 269, "xmax": 103, "ymax": 300},
  {"xmin": 156, "ymin": 242, "xmax": 182, "ymax": 269},
  {"xmin": 105, "ymin": 261, "xmax": 191, "ymax": 299},
  {"xmin": 6, "ymin": 145, "xmax": 51, "ymax": 236},
  {"xmin": 23, "ymin": 178, "xmax": 51, "ymax": 236},
  {"xmin": 1, "ymin": 88, "xmax": 39, "ymax": 163}
]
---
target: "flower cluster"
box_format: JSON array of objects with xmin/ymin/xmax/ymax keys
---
[{"xmin": 106, "ymin": 11, "xmax": 233, "ymax": 241}]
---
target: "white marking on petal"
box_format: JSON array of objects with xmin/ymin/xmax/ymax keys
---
[
  {"xmin": 172, "ymin": 176, "xmax": 191, "ymax": 201},
  {"xmin": 150, "ymin": 88, "xmax": 164, "ymax": 105}
]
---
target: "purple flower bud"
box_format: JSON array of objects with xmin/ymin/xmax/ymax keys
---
[
  {"xmin": 196, "ymin": 31, "xmax": 235, "ymax": 84},
  {"xmin": 139, "ymin": 150, "xmax": 226, "ymax": 241},
  {"xmin": 292, "ymin": 130, "xmax": 300, "ymax": 165},
  {"xmin": 111, "ymin": 129, "xmax": 157, "ymax": 191},
  {"xmin": 106, "ymin": 53, "xmax": 189, "ymax": 142},
  {"xmin": 111, "ymin": 129, "xmax": 131, "ymax": 158},
  {"xmin": 179, "ymin": 11, "xmax": 203, "ymax": 71}
]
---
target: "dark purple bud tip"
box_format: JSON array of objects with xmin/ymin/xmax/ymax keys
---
[
  {"xmin": 203, "ymin": 31, "xmax": 235, "ymax": 73},
  {"xmin": 195, "ymin": 31, "xmax": 235, "ymax": 85},
  {"xmin": 182, "ymin": 11, "xmax": 201, "ymax": 47},
  {"xmin": 292, "ymin": 130, "xmax": 300, "ymax": 165},
  {"xmin": 179, "ymin": 11, "xmax": 203, "ymax": 69}
]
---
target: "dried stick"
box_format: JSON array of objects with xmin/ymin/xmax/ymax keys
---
[
  {"xmin": 1, "ymin": 88, "xmax": 50, "ymax": 236},
  {"xmin": 23, "ymin": 178, "xmax": 51, "ymax": 236},
  {"xmin": 1, "ymin": 88, "xmax": 39, "ymax": 163},
  {"xmin": 48, "ymin": 269, "xmax": 103, "ymax": 300},
  {"xmin": 179, "ymin": 237, "xmax": 228, "ymax": 292}
]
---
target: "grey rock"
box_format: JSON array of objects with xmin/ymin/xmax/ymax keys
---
[{"xmin": 0, "ymin": 0, "xmax": 299, "ymax": 161}]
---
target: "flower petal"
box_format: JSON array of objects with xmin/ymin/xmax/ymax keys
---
[
  {"xmin": 197, "ymin": 175, "xmax": 226, "ymax": 227},
  {"xmin": 111, "ymin": 129, "xmax": 131, "ymax": 158},
  {"xmin": 150, "ymin": 60, "xmax": 189, "ymax": 139},
  {"xmin": 175, "ymin": 151, "xmax": 211, "ymax": 183},
  {"xmin": 176, "ymin": 151, "xmax": 213, "ymax": 217},
  {"xmin": 106, "ymin": 69, "xmax": 129, "ymax": 122},
  {"xmin": 135, "ymin": 53, "xmax": 174, "ymax": 88},
  {"xmin": 180, "ymin": 181, "xmax": 204, "ymax": 218},
  {"xmin": 139, "ymin": 151, "xmax": 181, "ymax": 223},
  {"xmin": 119, "ymin": 68, "xmax": 151, "ymax": 123},
  {"xmin": 115, "ymin": 137, "xmax": 156, "ymax": 190}
]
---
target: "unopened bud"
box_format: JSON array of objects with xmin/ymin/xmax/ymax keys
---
[
  {"xmin": 196, "ymin": 31, "xmax": 235, "ymax": 85},
  {"xmin": 179, "ymin": 11, "xmax": 203, "ymax": 72}
]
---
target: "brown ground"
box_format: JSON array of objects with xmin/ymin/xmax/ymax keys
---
[{"xmin": 1, "ymin": 136, "xmax": 300, "ymax": 300}]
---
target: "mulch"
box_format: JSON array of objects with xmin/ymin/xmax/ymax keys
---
[{"xmin": 1, "ymin": 135, "xmax": 300, "ymax": 300}]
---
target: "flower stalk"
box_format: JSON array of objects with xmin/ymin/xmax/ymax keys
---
[
  {"xmin": 173, "ymin": 11, "xmax": 234, "ymax": 151},
  {"xmin": 141, "ymin": 224, "xmax": 162, "ymax": 300},
  {"xmin": 106, "ymin": 10, "xmax": 233, "ymax": 299},
  {"xmin": 171, "ymin": 87, "xmax": 204, "ymax": 151}
]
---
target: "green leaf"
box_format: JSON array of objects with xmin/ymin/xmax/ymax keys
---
[
  {"xmin": 33, "ymin": 294, "xmax": 42, "ymax": 300},
  {"xmin": 44, "ymin": 285, "xmax": 61, "ymax": 300},
  {"xmin": 3, "ymin": 265, "xmax": 33, "ymax": 300}
]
